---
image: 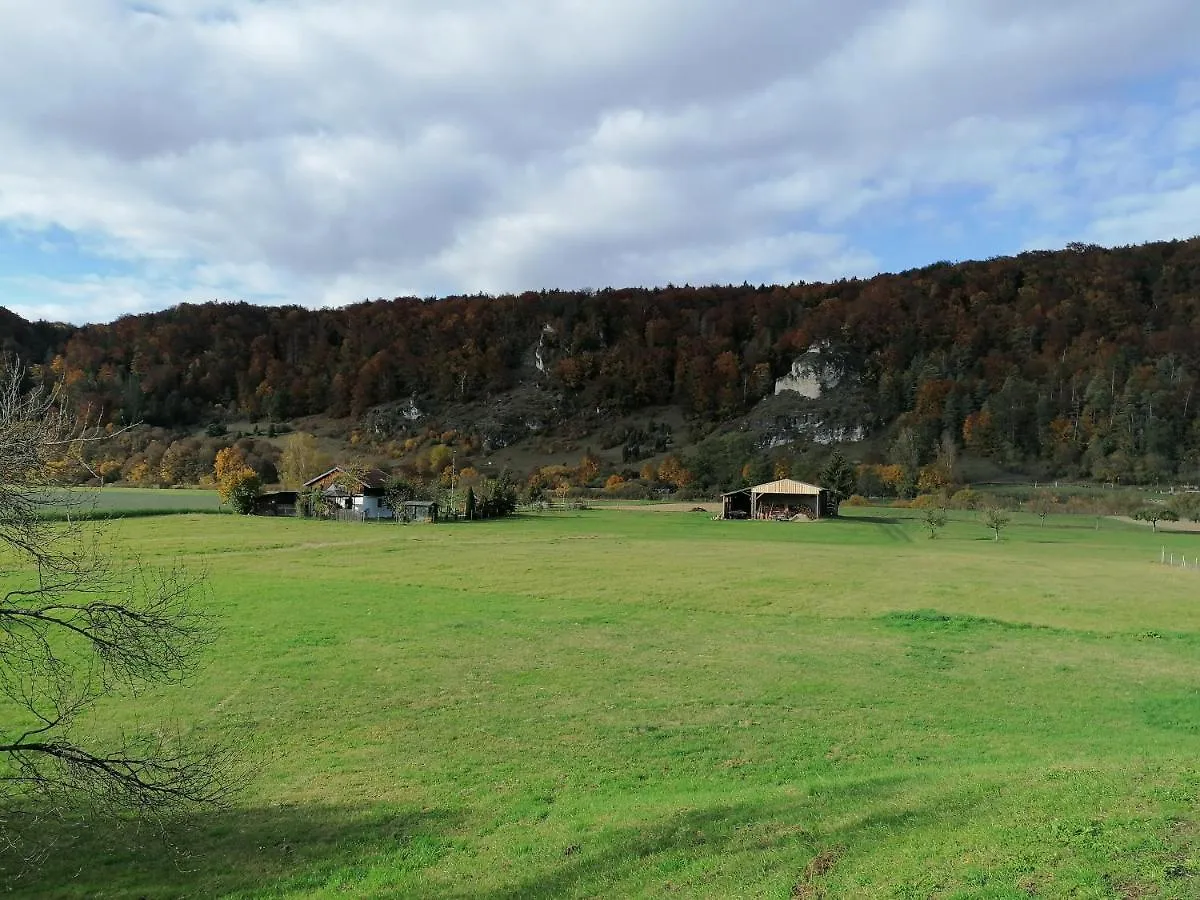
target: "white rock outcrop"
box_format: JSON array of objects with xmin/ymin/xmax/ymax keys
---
[
  {"xmin": 774, "ymin": 344, "xmax": 841, "ymax": 398},
  {"xmin": 533, "ymin": 323, "xmax": 555, "ymax": 374}
]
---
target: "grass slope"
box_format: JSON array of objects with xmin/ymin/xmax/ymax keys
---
[{"xmin": 5, "ymin": 508, "xmax": 1200, "ymax": 898}]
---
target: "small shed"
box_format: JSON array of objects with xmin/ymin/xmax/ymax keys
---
[
  {"xmin": 401, "ymin": 500, "xmax": 439, "ymax": 523},
  {"xmin": 723, "ymin": 478, "xmax": 834, "ymax": 520},
  {"xmin": 253, "ymin": 490, "xmax": 299, "ymax": 517}
]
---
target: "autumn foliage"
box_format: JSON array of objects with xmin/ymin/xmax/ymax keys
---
[
  {"xmin": 6, "ymin": 236, "xmax": 1200, "ymax": 485},
  {"xmin": 214, "ymin": 447, "xmax": 260, "ymax": 513}
]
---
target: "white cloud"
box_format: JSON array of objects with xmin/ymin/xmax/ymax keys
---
[
  {"xmin": 0, "ymin": 0, "xmax": 1197, "ymax": 322},
  {"xmin": 1086, "ymin": 183, "xmax": 1200, "ymax": 247}
]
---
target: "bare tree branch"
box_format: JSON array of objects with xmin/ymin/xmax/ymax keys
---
[
  {"xmin": 0, "ymin": 359, "xmax": 231, "ymax": 858},
  {"xmin": 1, "ymin": 737, "xmax": 235, "ymax": 810}
]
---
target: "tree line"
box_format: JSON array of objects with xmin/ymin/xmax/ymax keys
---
[{"xmin": 4, "ymin": 237, "xmax": 1200, "ymax": 484}]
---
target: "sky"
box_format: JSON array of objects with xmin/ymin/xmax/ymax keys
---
[{"xmin": 0, "ymin": 1, "xmax": 1198, "ymax": 325}]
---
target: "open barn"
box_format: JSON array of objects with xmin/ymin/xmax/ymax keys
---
[
  {"xmin": 253, "ymin": 490, "xmax": 299, "ymax": 517},
  {"xmin": 722, "ymin": 478, "xmax": 835, "ymax": 520}
]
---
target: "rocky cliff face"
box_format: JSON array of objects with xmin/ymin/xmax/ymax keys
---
[
  {"xmin": 774, "ymin": 343, "xmax": 841, "ymax": 400},
  {"xmin": 753, "ymin": 346, "xmax": 871, "ymax": 447},
  {"xmin": 749, "ymin": 395, "xmax": 869, "ymax": 447}
]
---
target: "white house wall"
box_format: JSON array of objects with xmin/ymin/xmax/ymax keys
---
[{"xmin": 351, "ymin": 495, "xmax": 394, "ymax": 520}]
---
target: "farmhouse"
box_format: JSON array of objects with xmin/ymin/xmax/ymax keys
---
[
  {"xmin": 304, "ymin": 466, "xmax": 394, "ymax": 520},
  {"xmin": 722, "ymin": 478, "xmax": 834, "ymax": 520}
]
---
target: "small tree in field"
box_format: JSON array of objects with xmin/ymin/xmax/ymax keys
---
[
  {"xmin": 982, "ymin": 504, "xmax": 1012, "ymax": 542},
  {"xmin": 1028, "ymin": 490, "xmax": 1057, "ymax": 526},
  {"xmin": 922, "ymin": 507, "xmax": 948, "ymax": 539},
  {"xmin": 1134, "ymin": 504, "xmax": 1178, "ymax": 533}
]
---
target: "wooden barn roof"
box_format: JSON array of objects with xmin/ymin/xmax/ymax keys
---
[{"xmin": 749, "ymin": 478, "xmax": 825, "ymax": 495}]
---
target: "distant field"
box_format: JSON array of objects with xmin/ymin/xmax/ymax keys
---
[
  {"xmin": 56, "ymin": 486, "xmax": 224, "ymax": 513},
  {"xmin": 5, "ymin": 507, "xmax": 1200, "ymax": 897}
]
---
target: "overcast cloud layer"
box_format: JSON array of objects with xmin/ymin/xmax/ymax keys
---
[{"xmin": 1, "ymin": 0, "xmax": 1198, "ymax": 324}]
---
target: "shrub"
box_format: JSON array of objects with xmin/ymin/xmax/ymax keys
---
[
  {"xmin": 1063, "ymin": 495, "xmax": 1099, "ymax": 516},
  {"xmin": 1168, "ymin": 492, "xmax": 1200, "ymax": 522},
  {"xmin": 228, "ymin": 472, "xmax": 261, "ymax": 515},
  {"xmin": 1024, "ymin": 490, "xmax": 1059, "ymax": 525},
  {"xmin": 844, "ymin": 494, "xmax": 870, "ymax": 507},
  {"xmin": 610, "ymin": 481, "xmax": 651, "ymax": 500},
  {"xmin": 911, "ymin": 493, "xmax": 947, "ymax": 510},
  {"xmin": 949, "ymin": 488, "xmax": 982, "ymax": 510}
]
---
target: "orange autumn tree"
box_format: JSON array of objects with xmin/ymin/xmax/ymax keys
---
[
  {"xmin": 214, "ymin": 447, "xmax": 260, "ymax": 514},
  {"xmin": 576, "ymin": 451, "xmax": 601, "ymax": 486},
  {"xmin": 657, "ymin": 454, "xmax": 693, "ymax": 489}
]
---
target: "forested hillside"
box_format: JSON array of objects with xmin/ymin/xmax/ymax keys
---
[{"xmin": 5, "ymin": 237, "xmax": 1200, "ymax": 488}]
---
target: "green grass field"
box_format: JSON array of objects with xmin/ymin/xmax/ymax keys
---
[
  {"xmin": 6, "ymin": 507, "xmax": 1200, "ymax": 898},
  {"xmin": 38, "ymin": 486, "xmax": 225, "ymax": 519},
  {"xmin": 82, "ymin": 486, "xmax": 224, "ymax": 512}
]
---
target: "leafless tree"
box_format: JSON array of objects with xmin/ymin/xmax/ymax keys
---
[{"xmin": 0, "ymin": 362, "xmax": 230, "ymax": 863}]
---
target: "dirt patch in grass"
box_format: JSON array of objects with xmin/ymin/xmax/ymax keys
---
[{"xmin": 792, "ymin": 845, "xmax": 846, "ymax": 898}]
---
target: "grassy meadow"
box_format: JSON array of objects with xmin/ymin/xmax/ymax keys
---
[
  {"xmin": 92, "ymin": 486, "xmax": 223, "ymax": 511},
  {"xmin": 6, "ymin": 506, "xmax": 1200, "ymax": 898},
  {"xmin": 50, "ymin": 485, "xmax": 226, "ymax": 516}
]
